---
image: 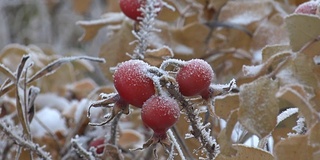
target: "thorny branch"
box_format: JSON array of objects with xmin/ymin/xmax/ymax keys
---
[{"xmin": 160, "ymin": 79, "xmax": 219, "ymax": 159}]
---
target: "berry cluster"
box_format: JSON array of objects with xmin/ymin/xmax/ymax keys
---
[{"xmin": 88, "ymin": 58, "xmax": 214, "ymax": 153}]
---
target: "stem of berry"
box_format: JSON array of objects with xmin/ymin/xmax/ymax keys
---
[
  {"xmin": 160, "ymin": 79, "xmax": 219, "ymax": 159},
  {"xmin": 132, "ymin": 0, "xmax": 162, "ymax": 59}
]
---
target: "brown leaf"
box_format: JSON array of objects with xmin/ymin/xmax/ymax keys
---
[
  {"xmin": 217, "ymin": 110, "xmax": 238, "ymax": 157},
  {"xmin": 215, "ymin": 144, "xmax": 274, "ymax": 160},
  {"xmin": 214, "ymin": 93, "xmax": 239, "ymax": 120},
  {"xmin": 77, "ymin": 13, "xmax": 125, "ymax": 41},
  {"xmin": 274, "ymin": 135, "xmax": 313, "ymax": 160},
  {"xmin": 308, "ymin": 123, "xmax": 320, "ymax": 147},
  {"xmin": 219, "ymin": 0, "xmax": 273, "ymax": 25},
  {"xmin": 251, "ymin": 13, "xmax": 288, "ymax": 52},
  {"xmin": 238, "ymin": 76, "xmax": 279, "ymax": 138},
  {"xmin": 144, "ymin": 46, "xmax": 173, "ymax": 66},
  {"xmin": 72, "ymin": 0, "xmax": 92, "ymax": 14},
  {"xmin": 99, "ymin": 21, "xmax": 135, "ymax": 80},
  {"xmin": 276, "ymin": 84, "xmax": 317, "ymax": 128},
  {"xmin": 118, "ymin": 129, "xmax": 143, "ymax": 148},
  {"xmin": 285, "ymin": 14, "xmax": 320, "ymax": 51},
  {"xmin": 261, "ymin": 44, "xmax": 291, "ymax": 63}
]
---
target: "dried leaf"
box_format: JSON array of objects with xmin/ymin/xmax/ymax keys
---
[
  {"xmin": 274, "ymin": 135, "xmax": 313, "ymax": 160},
  {"xmin": 261, "ymin": 44, "xmax": 291, "ymax": 63},
  {"xmin": 72, "ymin": 0, "xmax": 92, "ymax": 14},
  {"xmin": 285, "ymin": 14, "xmax": 320, "ymax": 51},
  {"xmin": 308, "ymin": 123, "xmax": 320, "ymax": 147},
  {"xmin": 77, "ymin": 12, "xmax": 125, "ymax": 41},
  {"xmin": 276, "ymin": 54, "xmax": 319, "ymax": 88},
  {"xmin": 144, "ymin": 46, "xmax": 174, "ymax": 66},
  {"xmin": 214, "ymin": 93, "xmax": 239, "ymax": 120},
  {"xmin": 99, "ymin": 21, "xmax": 135, "ymax": 80},
  {"xmin": 276, "ymin": 84, "xmax": 316, "ymax": 128},
  {"xmin": 251, "ymin": 13, "xmax": 288, "ymax": 52},
  {"xmin": 239, "ymin": 76, "xmax": 279, "ymax": 138},
  {"xmin": 215, "ymin": 144, "xmax": 274, "ymax": 160},
  {"xmin": 217, "ymin": 110, "xmax": 238, "ymax": 157},
  {"xmin": 118, "ymin": 129, "xmax": 143, "ymax": 148},
  {"xmin": 219, "ymin": 0, "xmax": 273, "ymax": 25},
  {"xmin": 104, "ymin": 144, "xmax": 123, "ymax": 160}
]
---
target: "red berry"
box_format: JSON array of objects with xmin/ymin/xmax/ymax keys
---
[
  {"xmin": 113, "ymin": 60, "xmax": 155, "ymax": 107},
  {"xmin": 294, "ymin": 1, "xmax": 318, "ymax": 15},
  {"xmin": 176, "ymin": 59, "xmax": 214, "ymax": 97},
  {"xmin": 89, "ymin": 138, "xmax": 105, "ymax": 154},
  {"xmin": 141, "ymin": 95, "xmax": 180, "ymax": 138},
  {"xmin": 119, "ymin": 0, "xmax": 162, "ymax": 21}
]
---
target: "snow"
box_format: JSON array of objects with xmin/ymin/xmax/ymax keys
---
[{"xmin": 30, "ymin": 107, "xmax": 68, "ymax": 137}]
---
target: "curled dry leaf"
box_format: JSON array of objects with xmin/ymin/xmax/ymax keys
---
[
  {"xmin": 238, "ymin": 76, "xmax": 279, "ymax": 138},
  {"xmin": 77, "ymin": 12, "xmax": 125, "ymax": 41},
  {"xmin": 144, "ymin": 46, "xmax": 174, "ymax": 66},
  {"xmin": 215, "ymin": 144, "xmax": 274, "ymax": 160}
]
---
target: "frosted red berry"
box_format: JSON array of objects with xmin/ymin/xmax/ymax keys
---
[
  {"xmin": 89, "ymin": 138, "xmax": 105, "ymax": 154},
  {"xmin": 113, "ymin": 60, "xmax": 155, "ymax": 107},
  {"xmin": 176, "ymin": 59, "xmax": 214, "ymax": 97},
  {"xmin": 141, "ymin": 95, "xmax": 180, "ymax": 138},
  {"xmin": 294, "ymin": 1, "xmax": 318, "ymax": 15},
  {"xmin": 119, "ymin": 0, "xmax": 162, "ymax": 21}
]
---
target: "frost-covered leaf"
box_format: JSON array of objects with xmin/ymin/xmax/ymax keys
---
[
  {"xmin": 214, "ymin": 93, "xmax": 239, "ymax": 120},
  {"xmin": 171, "ymin": 22, "xmax": 210, "ymax": 58},
  {"xmin": 276, "ymin": 54, "xmax": 319, "ymax": 88},
  {"xmin": 274, "ymin": 135, "xmax": 313, "ymax": 160},
  {"xmin": 144, "ymin": 46, "xmax": 173, "ymax": 66},
  {"xmin": 285, "ymin": 14, "xmax": 320, "ymax": 51},
  {"xmin": 77, "ymin": 12, "xmax": 125, "ymax": 41},
  {"xmin": 251, "ymin": 13, "xmax": 289, "ymax": 52},
  {"xmin": 239, "ymin": 76, "xmax": 279, "ymax": 138},
  {"xmin": 276, "ymin": 84, "xmax": 316, "ymax": 128},
  {"xmin": 217, "ymin": 110, "xmax": 238, "ymax": 157},
  {"xmin": 219, "ymin": 0, "xmax": 273, "ymax": 25},
  {"xmin": 215, "ymin": 144, "xmax": 274, "ymax": 160},
  {"xmin": 242, "ymin": 51, "xmax": 291, "ymax": 78},
  {"xmin": 261, "ymin": 44, "xmax": 291, "ymax": 63},
  {"xmin": 104, "ymin": 144, "xmax": 123, "ymax": 160}
]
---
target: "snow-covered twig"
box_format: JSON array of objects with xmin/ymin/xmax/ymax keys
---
[
  {"xmin": 71, "ymin": 136, "xmax": 95, "ymax": 160},
  {"xmin": 168, "ymin": 129, "xmax": 186, "ymax": 160},
  {"xmin": 131, "ymin": 0, "xmax": 161, "ymax": 59},
  {"xmin": 0, "ymin": 121, "xmax": 52, "ymax": 160}
]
